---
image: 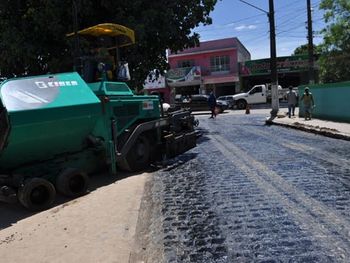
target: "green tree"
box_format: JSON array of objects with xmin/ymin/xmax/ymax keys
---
[
  {"xmin": 0, "ymin": 0, "xmax": 217, "ymax": 87},
  {"xmin": 0, "ymin": 0, "xmax": 73, "ymax": 77},
  {"xmin": 319, "ymin": 0, "xmax": 350, "ymax": 82},
  {"xmin": 292, "ymin": 44, "xmax": 321, "ymax": 56}
]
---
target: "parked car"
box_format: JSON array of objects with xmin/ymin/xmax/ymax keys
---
[
  {"xmin": 230, "ymin": 84, "xmax": 284, "ymax": 110},
  {"xmin": 217, "ymin": 95, "xmax": 235, "ymax": 109},
  {"xmin": 175, "ymin": 94, "xmax": 229, "ymax": 113}
]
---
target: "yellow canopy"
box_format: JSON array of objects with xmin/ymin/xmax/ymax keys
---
[{"xmin": 67, "ymin": 23, "xmax": 135, "ymax": 47}]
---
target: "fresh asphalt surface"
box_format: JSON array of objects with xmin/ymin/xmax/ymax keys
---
[{"xmin": 138, "ymin": 109, "xmax": 350, "ymax": 262}]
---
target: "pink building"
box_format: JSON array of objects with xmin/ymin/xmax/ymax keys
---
[{"xmin": 167, "ymin": 38, "xmax": 250, "ymax": 97}]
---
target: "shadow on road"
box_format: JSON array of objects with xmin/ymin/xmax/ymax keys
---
[{"xmin": 157, "ymin": 152, "xmax": 198, "ymax": 172}]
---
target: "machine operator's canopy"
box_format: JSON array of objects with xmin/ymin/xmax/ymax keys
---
[{"xmin": 67, "ymin": 23, "xmax": 135, "ymax": 47}]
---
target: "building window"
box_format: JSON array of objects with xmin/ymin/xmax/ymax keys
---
[
  {"xmin": 177, "ymin": 60, "xmax": 194, "ymax": 68},
  {"xmin": 210, "ymin": 55, "xmax": 230, "ymax": 72}
]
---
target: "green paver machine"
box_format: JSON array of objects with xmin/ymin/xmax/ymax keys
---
[{"xmin": 0, "ymin": 24, "xmax": 197, "ymax": 210}]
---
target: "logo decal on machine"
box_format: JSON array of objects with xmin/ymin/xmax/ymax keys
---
[
  {"xmin": 1, "ymin": 76, "xmax": 61, "ymax": 110},
  {"xmin": 35, "ymin": 81, "xmax": 78, "ymax": 89}
]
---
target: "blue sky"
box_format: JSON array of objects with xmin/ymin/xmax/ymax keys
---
[{"xmin": 194, "ymin": 0, "xmax": 325, "ymax": 59}]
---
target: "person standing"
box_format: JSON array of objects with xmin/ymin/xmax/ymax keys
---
[
  {"xmin": 208, "ymin": 91, "xmax": 217, "ymax": 119},
  {"xmin": 301, "ymin": 87, "xmax": 315, "ymax": 120},
  {"xmin": 286, "ymin": 86, "xmax": 298, "ymax": 118}
]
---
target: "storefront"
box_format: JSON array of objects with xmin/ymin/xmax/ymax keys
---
[
  {"xmin": 143, "ymin": 69, "xmax": 170, "ymax": 103},
  {"xmin": 239, "ymin": 55, "xmax": 317, "ymax": 91},
  {"xmin": 166, "ymin": 66, "xmax": 202, "ymax": 101},
  {"xmin": 202, "ymin": 75, "xmax": 240, "ymax": 96}
]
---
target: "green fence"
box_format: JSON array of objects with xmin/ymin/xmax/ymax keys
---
[{"xmin": 298, "ymin": 81, "xmax": 350, "ymax": 122}]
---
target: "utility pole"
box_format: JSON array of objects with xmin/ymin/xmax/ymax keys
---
[
  {"xmin": 239, "ymin": 0, "xmax": 279, "ymax": 121},
  {"xmin": 268, "ymin": 0, "xmax": 279, "ymax": 119},
  {"xmin": 307, "ymin": 0, "xmax": 314, "ymax": 84},
  {"xmin": 72, "ymin": 0, "xmax": 80, "ymax": 72}
]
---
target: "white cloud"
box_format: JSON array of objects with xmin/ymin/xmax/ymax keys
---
[
  {"xmin": 235, "ymin": 24, "xmax": 257, "ymax": 31},
  {"xmin": 225, "ymin": 23, "xmax": 236, "ymax": 27}
]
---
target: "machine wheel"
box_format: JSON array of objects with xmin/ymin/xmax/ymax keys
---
[
  {"xmin": 18, "ymin": 178, "xmax": 56, "ymax": 211},
  {"xmin": 125, "ymin": 134, "xmax": 151, "ymax": 172},
  {"xmin": 237, "ymin": 100, "xmax": 247, "ymax": 110},
  {"xmin": 56, "ymin": 169, "xmax": 89, "ymax": 197}
]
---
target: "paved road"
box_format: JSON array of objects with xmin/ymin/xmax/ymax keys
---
[{"xmin": 136, "ymin": 110, "xmax": 350, "ymax": 263}]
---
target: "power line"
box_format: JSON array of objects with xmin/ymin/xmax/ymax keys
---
[
  {"xmin": 238, "ymin": 0, "xmax": 268, "ymax": 14},
  {"xmin": 278, "ymin": 35, "xmax": 323, "ymax": 39},
  {"xmin": 195, "ymin": 23, "xmax": 262, "ymax": 35},
  {"xmin": 276, "ymin": 22, "xmax": 307, "ymax": 35},
  {"xmin": 277, "ymin": 36, "xmax": 306, "ymax": 39},
  {"xmin": 275, "ymin": 3, "xmax": 321, "ymax": 30},
  {"xmin": 275, "ymin": 0, "xmax": 305, "ymax": 12},
  {"xmin": 276, "ymin": 10, "xmax": 308, "ymax": 29},
  {"xmin": 241, "ymin": 31, "xmax": 269, "ymax": 43},
  {"xmin": 198, "ymin": 0, "xmax": 325, "ymax": 61},
  {"xmin": 196, "ymin": 1, "xmax": 324, "ymax": 38},
  {"xmin": 194, "ymin": 13, "xmax": 265, "ymax": 33},
  {"xmin": 276, "ymin": 19, "xmax": 324, "ymax": 35},
  {"xmin": 275, "ymin": 1, "xmax": 323, "ymax": 31}
]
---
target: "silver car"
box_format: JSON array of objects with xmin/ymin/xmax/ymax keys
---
[{"xmin": 217, "ymin": 95, "xmax": 235, "ymax": 109}]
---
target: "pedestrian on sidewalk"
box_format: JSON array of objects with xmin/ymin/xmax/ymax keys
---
[
  {"xmin": 286, "ymin": 86, "xmax": 298, "ymax": 118},
  {"xmin": 208, "ymin": 90, "xmax": 217, "ymax": 119},
  {"xmin": 301, "ymin": 87, "xmax": 315, "ymax": 120}
]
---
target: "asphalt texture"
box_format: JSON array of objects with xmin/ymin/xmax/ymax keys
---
[{"xmin": 140, "ymin": 111, "xmax": 350, "ymax": 263}]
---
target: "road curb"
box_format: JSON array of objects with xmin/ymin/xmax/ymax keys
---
[{"xmin": 270, "ymin": 120, "xmax": 350, "ymax": 141}]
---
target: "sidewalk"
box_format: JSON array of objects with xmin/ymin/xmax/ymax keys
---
[
  {"xmin": 272, "ymin": 108, "xmax": 350, "ymax": 141},
  {"xmin": 0, "ymin": 173, "xmax": 149, "ymax": 263}
]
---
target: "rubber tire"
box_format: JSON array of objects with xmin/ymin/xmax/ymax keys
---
[
  {"xmin": 18, "ymin": 178, "xmax": 56, "ymax": 211},
  {"xmin": 237, "ymin": 100, "xmax": 247, "ymax": 110},
  {"xmin": 56, "ymin": 169, "xmax": 89, "ymax": 197},
  {"xmin": 125, "ymin": 135, "xmax": 151, "ymax": 172}
]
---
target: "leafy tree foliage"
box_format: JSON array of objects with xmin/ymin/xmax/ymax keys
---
[
  {"xmin": 319, "ymin": 0, "xmax": 350, "ymax": 82},
  {"xmin": 292, "ymin": 44, "xmax": 321, "ymax": 56},
  {"xmin": 0, "ymin": 0, "xmax": 72, "ymax": 77},
  {"xmin": 0, "ymin": 0, "xmax": 217, "ymax": 88}
]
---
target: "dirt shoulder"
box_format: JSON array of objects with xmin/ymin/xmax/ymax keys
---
[
  {"xmin": 129, "ymin": 175, "xmax": 164, "ymax": 263},
  {"xmin": 0, "ymin": 173, "xmax": 149, "ymax": 263}
]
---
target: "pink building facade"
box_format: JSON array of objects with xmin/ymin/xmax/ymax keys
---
[{"xmin": 167, "ymin": 38, "xmax": 250, "ymax": 97}]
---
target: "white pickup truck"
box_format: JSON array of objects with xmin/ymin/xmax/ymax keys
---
[{"xmin": 232, "ymin": 84, "xmax": 285, "ymax": 109}]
